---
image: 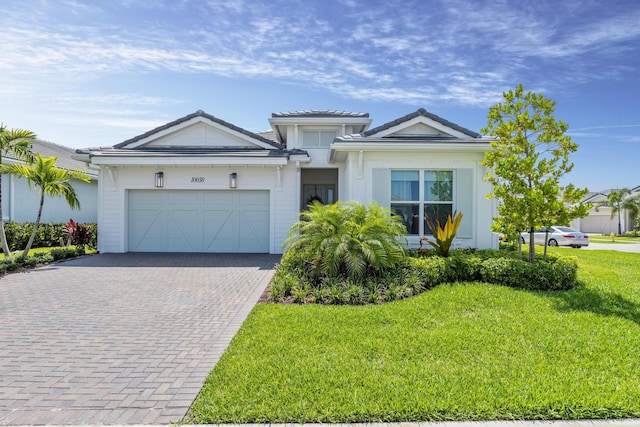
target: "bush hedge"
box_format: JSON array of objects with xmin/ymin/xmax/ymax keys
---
[
  {"xmin": 0, "ymin": 246, "xmax": 84, "ymax": 275},
  {"xmin": 269, "ymin": 249, "xmax": 579, "ymax": 305},
  {"xmin": 3, "ymin": 221, "xmax": 97, "ymax": 251}
]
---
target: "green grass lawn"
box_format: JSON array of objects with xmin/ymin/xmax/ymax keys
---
[
  {"xmin": 187, "ymin": 249, "xmax": 640, "ymax": 423},
  {"xmin": 588, "ymin": 235, "xmax": 640, "ymax": 244}
]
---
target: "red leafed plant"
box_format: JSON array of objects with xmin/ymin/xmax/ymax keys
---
[{"xmin": 62, "ymin": 219, "xmax": 93, "ymax": 248}]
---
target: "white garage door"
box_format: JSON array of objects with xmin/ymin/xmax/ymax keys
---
[{"xmin": 128, "ymin": 190, "xmax": 270, "ymax": 253}]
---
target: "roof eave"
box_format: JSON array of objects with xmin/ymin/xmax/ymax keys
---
[
  {"xmin": 89, "ymin": 156, "xmax": 290, "ymax": 166},
  {"xmin": 328, "ymin": 141, "xmax": 491, "ymax": 163}
]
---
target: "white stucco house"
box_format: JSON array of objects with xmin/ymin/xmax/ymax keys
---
[
  {"xmin": 74, "ymin": 109, "xmax": 497, "ymax": 254},
  {"xmin": 572, "ymin": 186, "xmax": 640, "ymax": 234},
  {"xmin": 2, "ymin": 140, "xmax": 98, "ymax": 224}
]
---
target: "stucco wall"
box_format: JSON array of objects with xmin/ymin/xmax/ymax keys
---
[
  {"xmin": 2, "ymin": 175, "xmax": 97, "ymax": 224},
  {"xmin": 97, "ymin": 164, "xmax": 297, "ymax": 254},
  {"xmin": 341, "ymin": 150, "xmax": 497, "ymax": 250}
]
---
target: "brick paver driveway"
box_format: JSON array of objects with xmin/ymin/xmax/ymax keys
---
[{"xmin": 0, "ymin": 253, "xmax": 279, "ymax": 425}]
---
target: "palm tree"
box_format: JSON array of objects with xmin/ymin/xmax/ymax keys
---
[
  {"xmin": 596, "ymin": 188, "xmax": 632, "ymax": 235},
  {"xmin": 0, "ymin": 154, "xmax": 90, "ymax": 257},
  {"xmin": 621, "ymin": 193, "xmax": 640, "ymax": 231},
  {"xmin": 283, "ymin": 201, "xmax": 407, "ymax": 281},
  {"xmin": 0, "ymin": 124, "xmax": 36, "ymax": 257}
]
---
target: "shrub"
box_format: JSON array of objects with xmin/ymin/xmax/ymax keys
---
[
  {"xmin": 269, "ymin": 269, "xmax": 297, "ymax": 302},
  {"xmin": 4, "ymin": 221, "xmax": 97, "ymax": 250},
  {"xmin": 50, "ymin": 248, "xmax": 68, "ymax": 261},
  {"xmin": 0, "ymin": 247, "xmax": 85, "ymax": 277},
  {"xmin": 420, "ymin": 211, "xmax": 464, "ymax": 257},
  {"xmin": 283, "ymin": 201, "xmax": 407, "ymax": 281},
  {"xmin": 269, "ymin": 249, "xmax": 579, "ymax": 305},
  {"xmin": 4, "ymin": 261, "xmax": 19, "ymax": 272},
  {"xmin": 62, "ymin": 219, "xmax": 94, "ymax": 248},
  {"xmin": 480, "ymin": 255, "xmax": 578, "ymax": 291},
  {"xmin": 32, "ymin": 252, "xmax": 54, "ymax": 264}
]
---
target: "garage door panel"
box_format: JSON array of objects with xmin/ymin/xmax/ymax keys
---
[
  {"xmin": 203, "ymin": 208, "xmax": 235, "ymax": 251},
  {"xmin": 167, "ymin": 191, "xmax": 201, "ymax": 205},
  {"xmin": 128, "ymin": 190, "xmax": 269, "ymax": 253},
  {"xmin": 129, "ymin": 208, "xmax": 163, "ymax": 251},
  {"xmin": 238, "ymin": 191, "xmax": 269, "ymax": 208},
  {"xmin": 167, "ymin": 208, "xmax": 200, "ymax": 251},
  {"xmin": 131, "ymin": 191, "xmax": 163, "ymax": 205},
  {"xmin": 203, "ymin": 191, "xmax": 235, "ymax": 206},
  {"xmin": 238, "ymin": 208, "xmax": 269, "ymax": 252}
]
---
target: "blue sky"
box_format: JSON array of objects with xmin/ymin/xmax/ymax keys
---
[{"xmin": 1, "ymin": 0, "xmax": 639, "ymax": 192}]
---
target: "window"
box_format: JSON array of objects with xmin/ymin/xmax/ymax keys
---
[
  {"xmin": 302, "ymin": 130, "xmax": 337, "ymax": 148},
  {"xmin": 391, "ymin": 170, "xmax": 453, "ymax": 235}
]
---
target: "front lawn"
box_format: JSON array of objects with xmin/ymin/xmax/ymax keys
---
[
  {"xmin": 187, "ymin": 249, "xmax": 640, "ymax": 423},
  {"xmin": 588, "ymin": 235, "xmax": 640, "ymax": 244}
]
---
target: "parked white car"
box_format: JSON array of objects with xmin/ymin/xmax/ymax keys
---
[{"xmin": 520, "ymin": 226, "xmax": 589, "ymax": 248}]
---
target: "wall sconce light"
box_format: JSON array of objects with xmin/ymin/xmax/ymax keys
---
[
  {"xmin": 155, "ymin": 171, "xmax": 164, "ymax": 188},
  {"xmin": 229, "ymin": 172, "xmax": 237, "ymax": 189}
]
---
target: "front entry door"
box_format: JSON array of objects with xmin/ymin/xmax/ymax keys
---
[{"xmin": 302, "ymin": 184, "xmax": 336, "ymax": 208}]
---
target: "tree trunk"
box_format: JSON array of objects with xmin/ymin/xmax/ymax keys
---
[
  {"xmin": 22, "ymin": 191, "xmax": 45, "ymax": 258},
  {"xmin": 528, "ymin": 227, "xmax": 536, "ymax": 263},
  {"xmin": 0, "ymin": 173, "xmax": 11, "ymax": 258},
  {"xmin": 543, "ymin": 229, "xmax": 549, "ymax": 262},
  {"xmin": 518, "ymin": 235, "xmax": 522, "ymax": 260},
  {"xmin": 618, "ymin": 209, "xmax": 622, "ymax": 235}
]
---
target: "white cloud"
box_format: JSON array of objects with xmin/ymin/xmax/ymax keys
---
[{"xmin": 1, "ymin": 0, "xmax": 639, "ymax": 146}]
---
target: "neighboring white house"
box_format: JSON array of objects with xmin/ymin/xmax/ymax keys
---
[
  {"xmin": 572, "ymin": 186, "xmax": 640, "ymax": 234},
  {"xmin": 74, "ymin": 109, "xmax": 497, "ymax": 254},
  {"xmin": 2, "ymin": 140, "xmax": 98, "ymax": 224}
]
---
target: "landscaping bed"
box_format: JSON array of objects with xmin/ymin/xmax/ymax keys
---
[
  {"xmin": 0, "ymin": 246, "xmax": 91, "ymax": 275},
  {"xmin": 269, "ymin": 249, "xmax": 578, "ymax": 305}
]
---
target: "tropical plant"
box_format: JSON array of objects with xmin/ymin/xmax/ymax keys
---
[
  {"xmin": 282, "ymin": 201, "xmax": 407, "ymax": 281},
  {"xmin": 0, "ymin": 154, "xmax": 90, "ymax": 257},
  {"xmin": 420, "ymin": 211, "xmax": 463, "ymax": 257},
  {"xmin": 0, "ymin": 124, "xmax": 36, "ymax": 257},
  {"xmin": 62, "ymin": 218, "xmax": 94, "ymax": 248},
  {"xmin": 595, "ymin": 188, "xmax": 639, "ymax": 235},
  {"xmin": 481, "ymin": 84, "xmax": 589, "ymax": 263}
]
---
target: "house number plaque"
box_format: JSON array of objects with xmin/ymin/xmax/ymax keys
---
[{"xmin": 191, "ymin": 177, "xmax": 205, "ymax": 183}]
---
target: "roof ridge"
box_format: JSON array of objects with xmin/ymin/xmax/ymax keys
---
[
  {"xmin": 363, "ymin": 108, "xmax": 481, "ymax": 138},
  {"xmin": 115, "ymin": 110, "xmax": 283, "ymax": 149}
]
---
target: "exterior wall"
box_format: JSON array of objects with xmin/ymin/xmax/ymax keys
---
[
  {"xmin": 96, "ymin": 164, "xmax": 297, "ymax": 254},
  {"xmin": 341, "ymin": 150, "xmax": 497, "ymax": 250},
  {"xmin": 2, "ymin": 175, "xmax": 97, "ymax": 223},
  {"xmin": 573, "ymin": 206, "xmax": 631, "ymax": 234}
]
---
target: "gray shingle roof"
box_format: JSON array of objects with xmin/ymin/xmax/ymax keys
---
[
  {"xmin": 3, "ymin": 140, "xmax": 97, "ymax": 176},
  {"xmin": 76, "ymin": 146, "xmax": 307, "ymax": 159},
  {"xmin": 115, "ymin": 110, "xmax": 283, "ymax": 149},
  {"xmin": 271, "ymin": 110, "xmax": 369, "ymax": 118},
  {"xmin": 256, "ymin": 129, "xmax": 277, "ymax": 142},
  {"xmin": 363, "ymin": 108, "xmax": 481, "ymax": 138},
  {"xmin": 582, "ymin": 187, "xmax": 640, "ymax": 203}
]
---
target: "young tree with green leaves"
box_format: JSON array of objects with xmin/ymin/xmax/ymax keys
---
[
  {"xmin": 596, "ymin": 188, "xmax": 638, "ymax": 235},
  {"xmin": 481, "ymin": 84, "xmax": 589, "ymax": 263},
  {"xmin": 0, "ymin": 154, "xmax": 90, "ymax": 257},
  {"xmin": 0, "ymin": 124, "xmax": 36, "ymax": 257}
]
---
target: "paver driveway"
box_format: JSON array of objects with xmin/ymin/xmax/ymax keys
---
[{"xmin": 0, "ymin": 253, "xmax": 280, "ymax": 425}]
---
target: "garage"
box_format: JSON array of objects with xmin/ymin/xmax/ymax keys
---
[{"xmin": 128, "ymin": 190, "xmax": 270, "ymax": 253}]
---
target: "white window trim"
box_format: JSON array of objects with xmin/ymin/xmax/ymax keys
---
[{"xmin": 390, "ymin": 169, "xmax": 456, "ymax": 236}]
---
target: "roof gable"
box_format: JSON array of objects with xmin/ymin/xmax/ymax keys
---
[
  {"xmin": 115, "ymin": 110, "xmax": 282, "ymax": 150},
  {"xmin": 363, "ymin": 108, "xmax": 481, "ymax": 139}
]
